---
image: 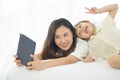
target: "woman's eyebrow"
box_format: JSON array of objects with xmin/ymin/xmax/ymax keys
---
[{"xmin": 55, "ymin": 31, "xmax": 69, "ymax": 35}]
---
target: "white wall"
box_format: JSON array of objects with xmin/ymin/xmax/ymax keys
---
[{"xmin": 0, "ymin": 0, "xmax": 120, "ymax": 79}]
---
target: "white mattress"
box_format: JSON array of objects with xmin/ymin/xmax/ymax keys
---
[{"xmin": 3, "ymin": 59, "xmax": 120, "ymax": 80}]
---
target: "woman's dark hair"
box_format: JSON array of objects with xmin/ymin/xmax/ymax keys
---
[{"xmin": 41, "ymin": 18, "xmax": 77, "ymax": 60}]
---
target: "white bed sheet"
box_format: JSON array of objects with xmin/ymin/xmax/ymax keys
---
[{"xmin": 3, "ymin": 59, "xmax": 120, "ymax": 80}]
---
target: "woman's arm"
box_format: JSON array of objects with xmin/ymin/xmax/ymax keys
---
[
  {"xmin": 27, "ymin": 55, "xmax": 79, "ymax": 70},
  {"xmin": 27, "ymin": 38, "xmax": 88, "ymax": 70},
  {"xmin": 14, "ymin": 53, "xmax": 79, "ymax": 70},
  {"xmin": 85, "ymin": 3, "xmax": 119, "ymax": 19},
  {"xmin": 35, "ymin": 52, "xmax": 43, "ymax": 60}
]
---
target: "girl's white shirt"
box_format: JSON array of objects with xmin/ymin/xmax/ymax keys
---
[{"xmin": 70, "ymin": 38, "xmax": 88, "ymax": 60}]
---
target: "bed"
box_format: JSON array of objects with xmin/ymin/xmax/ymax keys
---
[
  {"xmin": 1, "ymin": 1, "xmax": 120, "ymax": 80},
  {"xmin": 3, "ymin": 59, "xmax": 120, "ymax": 80}
]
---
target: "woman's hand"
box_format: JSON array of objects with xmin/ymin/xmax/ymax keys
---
[
  {"xmin": 27, "ymin": 54, "xmax": 46, "ymax": 70},
  {"xmin": 83, "ymin": 56, "xmax": 95, "ymax": 63},
  {"xmin": 14, "ymin": 54, "xmax": 23, "ymax": 66}
]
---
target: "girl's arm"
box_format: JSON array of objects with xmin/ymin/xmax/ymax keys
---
[{"xmin": 85, "ymin": 3, "xmax": 119, "ymax": 19}]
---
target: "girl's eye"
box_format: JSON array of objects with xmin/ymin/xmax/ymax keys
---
[{"xmin": 79, "ymin": 26, "xmax": 81, "ymax": 28}]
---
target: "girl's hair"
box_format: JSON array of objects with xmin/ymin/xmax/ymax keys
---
[
  {"xmin": 74, "ymin": 20, "xmax": 94, "ymax": 27},
  {"xmin": 41, "ymin": 18, "xmax": 77, "ymax": 60}
]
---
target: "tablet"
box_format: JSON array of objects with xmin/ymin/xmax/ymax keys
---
[{"xmin": 17, "ymin": 34, "xmax": 36, "ymax": 66}]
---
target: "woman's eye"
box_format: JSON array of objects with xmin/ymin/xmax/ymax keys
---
[
  {"xmin": 64, "ymin": 33, "xmax": 69, "ymax": 37},
  {"xmin": 55, "ymin": 36, "xmax": 59, "ymax": 39}
]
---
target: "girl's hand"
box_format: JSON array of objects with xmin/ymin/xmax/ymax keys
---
[
  {"xmin": 83, "ymin": 56, "xmax": 95, "ymax": 63},
  {"xmin": 85, "ymin": 7, "xmax": 98, "ymax": 14},
  {"xmin": 14, "ymin": 54, "xmax": 23, "ymax": 66}
]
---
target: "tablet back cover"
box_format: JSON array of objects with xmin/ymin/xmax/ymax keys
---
[{"xmin": 17, "ymin": 34, "xmax": 36, "ymax": 66}]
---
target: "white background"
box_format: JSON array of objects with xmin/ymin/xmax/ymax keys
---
[{"xmin": 0, "ymin": 0, "xmax": 120, "ymax": 79}]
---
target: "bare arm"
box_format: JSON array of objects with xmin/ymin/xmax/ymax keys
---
[
  {"xmin": 14, "ymin": 52, "xmax": 79, "ymax": 69},
  {"xmin": 35, "ymin": 52, "xmax": 43, "ymax": 60},
  {"xmin": 27, "ymin": 55, "xmax": 79, "ymax": 70},
  {"xmin": 85, "ymin": 3, "xmax": 119, "ymax": 19}
]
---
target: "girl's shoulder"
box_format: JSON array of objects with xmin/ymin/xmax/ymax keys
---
[{"xmin": 77, "ymin": 38, "xmax": 88, "ymax": 44}]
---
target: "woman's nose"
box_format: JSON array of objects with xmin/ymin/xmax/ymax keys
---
[{"xmin": 60, "ymin": 37, "xmax": 66, "ymax": 43}]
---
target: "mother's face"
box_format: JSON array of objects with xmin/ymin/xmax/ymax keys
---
[{"xmin": 54, "ymin": 25, "xmax": 73, "ymax": 51}]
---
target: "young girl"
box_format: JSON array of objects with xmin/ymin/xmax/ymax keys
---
[{"xmin": 75, "ymin": 3, "xmax": 120, "ymax": 67}]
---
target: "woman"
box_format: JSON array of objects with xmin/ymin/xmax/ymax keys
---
[
  {"xmin": 14, "ymin": 18, "xmax": 88, "ymax": 70},
  {"xmin": 74, "ymin": 3, "xmax": 120, "ymax": 68}
]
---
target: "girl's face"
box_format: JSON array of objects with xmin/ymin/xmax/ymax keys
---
[
  {"xmin": 54, "ymin": 25, "xmax": 73, "ymax": 51},
  {"xmin": 75, "ymin": 22, "xmax": 95, "ymax": 40}
]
